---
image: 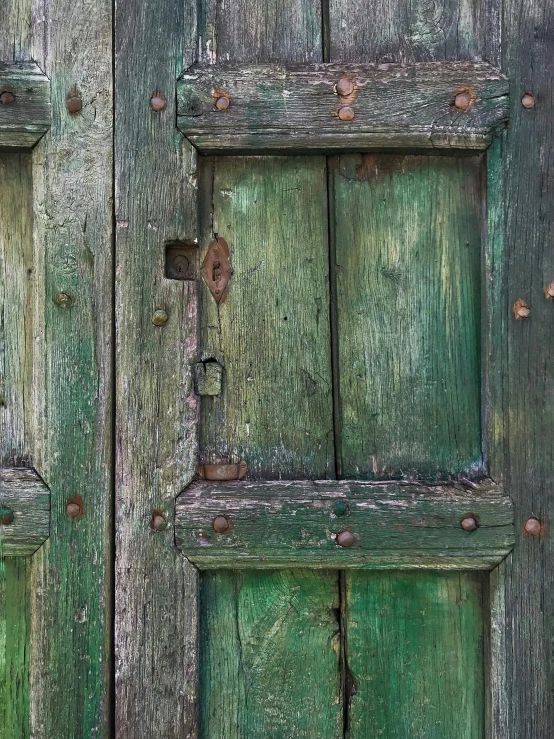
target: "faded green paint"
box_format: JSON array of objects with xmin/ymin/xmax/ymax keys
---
[
  {"xmin": 0, "ymin": 557, "xmax": 30, "ymax": 739},
  {"xmin": 346, "ymin": 571, "xmax": 485, "ymax": 738},
  {"xmin": 199, "ymin": 570, "xmax": 342, "ymax": 739},
  {"xmin": 333, "ymin": 154, "xmax": 483, "ymax": 480},
  {"xmin": 199, "ymin": 156, "xmax": 334, "ymax": 480}
]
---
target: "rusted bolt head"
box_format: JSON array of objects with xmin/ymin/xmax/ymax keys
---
[
  {"xmin": 338, "ymin": 106, "xmax": 355, "ymax": 121},
  {"xmin": 461, "ymin": 516, "xmax": 478, "ymax": 532},
  {"xmin": 66, "ymin": 94, "xmax": 82, "ymax": 114},
  {"xmin": 454, "ymin": 91, "xmax": 472, "ymax": 111},
  {"xmin": 0, "ymin": 87, "xmax": 15, "ymax": 105},
  {"xmin": 152, "ymin": 309, "xmax": 168, "ymax": 326},
  {"xmin": 544, "ymin": 281, "xmax": 554, "ymax": 299},
  {"xmin": 150, "ymin": 93, "xmax": 166, "ymax": 112},
  {"xmin": 213, "ymin": 515, "xmax": 230, "ymax": 534},
  {"xmin": 0, "ymin": 505, "xmax": 14, "ymax": 525},
  {"xmin": 66, "ymin": 502, "xmax": 82, "ymax": 518},
  {"xmin": 524, "ymin": 517, "xmax": 542, "ymax": 536},
  {"xmin": 521, "ymin": 93, "xmax": 535, "ymax": 110},
  {"xmin": 517, "ymin": 306, "xmax": 530, "ymax": 318},
  {"xmin": 151, "ymin": 512, "xmax": 167, "ymax": 531},
  {"xmin": 215, "ymin": 96, "xmax": 230, "ymax": 111},
  {"xmin": 336, "ymin": 530, "xmax": 356, "ymax": 547},
  {"xmin": 333, "ymin": 500, "xmax": 350, "ymax": 518},
  {"xmin": 336, "ymin": 78, "xmax": 354, "ymax": 97},
  {"xmin": 54, "ymin": 292, "xmax": 74, "ymax": 308}
]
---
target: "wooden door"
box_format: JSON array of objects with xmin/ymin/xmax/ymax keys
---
[{"xmin": 0, "ymin": 0, "xmax": 553, "ymax": 738}]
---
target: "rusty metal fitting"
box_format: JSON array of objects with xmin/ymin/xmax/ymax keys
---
[
  {"xmin": 0, "ymin": 86, "xmax": 16, "ymax": 105},
  {"xmin": 66, "ymin": 90, "xmax": 83, "ymax": 114},
  {"xmin": 336, "ymin": 78, "xmax": 355, "ymax": 97},
  {"xmin": 521, "ymin": 93, "xmax": 535, "ymax": 110},
  {"xmin": 215, "ymin": 96, "xmax": 230, "ymax": 111},
  {"xmin": 513, "ymin": 299, "xmax": 530, "ymax": 319},
  {"xmin": 454, "ymin": 91, "xmax": 472, "ymax": 111},
  {"xmin": 150, "ymin": 92, "xmax": 166, "ymax": 112},
  {"xmin": 66, "ymin": 495, "xmax": 84, "ymax": 518},
  {"xmin": 152, "ymin": 309, "xmax": 168, "ymax": 326},
  {"xmin": 336, "ymin": 530, "xmax": 356, "ymax": 547},
  {"xmin": 212, "ymin": 515, "xmax": 231, "ymax": 534},
  {"xmin": 151, "ymin": 511, "xmax": 167, "ymax": 531},
  {"xmin": 199, "ymin": 461, "xmax": 247, "ymax": 481},
  {"xmin": 0, "ymin": 505, "xmax": 14, "ymax": 525},
  {"xmin": 461, "ymin": 515, "xmax": 478, "ymax": 532},
  {"xmin": 524, "ymin": 517, "xmax": 542, "ymax": 537},
  {"xmin": 338, "ymin": 106, "xmax": 354, "ymax": 121}
]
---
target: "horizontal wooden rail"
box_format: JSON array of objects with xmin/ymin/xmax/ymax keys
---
[
  {"xmin": 175, "ymin": 478, "xmax": 514, "ymax": 570},
  {"xmin": 177, "ymin": 61, "xmax": 509, "ymax": 153},
  {"xmin": 0, "ymin": 63, "xmax": 51, "ymax": 149},
  {"xmin": 0, "ymin": 468, "xmax": 50, "ymax": 556}
]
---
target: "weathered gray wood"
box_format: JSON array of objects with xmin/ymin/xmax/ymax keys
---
[
  {"xmin": 28, "ymin": 0, "xmax": 113, "ymax": 734},
  {"xmin": 485, "ymin": 0, "xmax": 554, "ymax": 735},
  {"xmin": 114, "ymin": 0, "xmax": 199, "ymax": 735},
  {"xmin": 0, "ymin": 64, "xmax": 50, "ymax": 149},
  {"xmin": 178, "ymin": 62, "xmax": 509, "ymax": 152},
  {"xmin": 176, "ymin": 478, "xmax": 514, "ymax": 569},
  {"xmin": 0, "ymin": 468, "xmax": 49, "ymax": 556}
]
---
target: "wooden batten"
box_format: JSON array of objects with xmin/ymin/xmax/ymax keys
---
[
  {"xmin": 177, "ymin": 61, "xmax": 509, "ymax": 152},
  {"xmin": 0, "ymin": 63, "xmax": 50, "ymax": 149}
]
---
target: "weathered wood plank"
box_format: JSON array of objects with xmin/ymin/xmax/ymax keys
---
[
  {"xmin": 28, "ymin": 0, "xmax": 113, "ymax": 734},
  {"xmin": 346, "ymin": 571, "xmax": 485, "ymax": 738},
  {"xmin": 198, "ymin": 156, "xmax": 334, "ymax": 479},
  {"xmin": 199, "ymin": 570, "xmax": 342, "ymax": 738},
  {"xmin": 332, "ymin": 153, "xmax": 483, "ymax": 480},
  {"xmin": 178, "ymin": 62, "xmax": 509, "ymax": 152},
  {"xmin": 486, "ymin": 0, "xmax": 554, "ymax": 735},
  {"xmin": 0, "ymin": 557, "xmax": 30, "ymax": 739},
  {"xmin": 0, "ymin": 64, "xmax": 50, "ymax": 149},
  {"xmin": 114, "ymin": 0, "xmax": 199, "ymax": 735},
  {"xmin": 0, "ymin": 153, "xmax": 34, "ymax": 467},
  {"xmin": 176, "ymin": 478, "xmax": 514, "ymax": 569},
  {"xmin": 0, "ymin": 468, "xmax": 49, "ymax": 556}
]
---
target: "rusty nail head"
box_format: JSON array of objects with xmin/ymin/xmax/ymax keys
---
[
  {"xmin": 213, "ymin": 515, "xmax": 231, "ymax": 534},
  {"xmin": 215, "ymin": 96, "xmax": 230, "ymax": 111},
  {"xmin": 521, "ymin": 93, "xmax": 535, "ymax": 109},
  {"xmin": 454, "ymin": 91, "xmax": 472, "ymax": 111},
  {"xmin": 336, "ymin": 78, "xmax": 354, "ymax": 97},
  {"xmin": 338, "ymin": 106, "xmax": 354, "ymax": 121},
  {"xmin": 152, "ymin": 309, "xmax": 168, "ymax": 326},
  {"xmin": 461, "ymin": 515, "xmax": 478, "ymax": 532},
  {"xmin": 524, "ymin": 517, "xmax": 542, "ymax": 536},
  {"xmin": 0, "ymin": 505, "xmax": 14, "ymax": 525},
  {"xmin": 513, "ymin": 298, "xmax": 530, "ymax": 319},
  {"xmin": 151, "ymin": 512, "xmax": 167, "ymax": 531},
  {"xmin": 66, "ymin": 495, "xmax": 84, "ymax": 518},
  {"xmin": 337, "ymin": 530, "xmax": 356, "ymax": 547},
  {"xmin": 150, "ymin": 92, "xmax": 166, "ymax": 112},
  {"xmin": 54, "ymin": 292, "xmax": 73, "ymax": 308},
  {"xmin": 0, "ymin": 86, "xmax": 15, "ymax": 105},
  {"xmin": 66, "ymin": 92, "xmax": 82, "ymax": 114},
  {"xmin": 544, "ymin": 281, "xmax": 554, "ymax": 299}
]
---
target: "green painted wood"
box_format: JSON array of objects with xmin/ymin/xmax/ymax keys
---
[
  {"xmin": 346, "ymin": 571, "xmax": 485, "ymax": 738},
  {"xmin": 485, "ymin": 0, "xmax": 554, "ymax": 735},
  {"xmin": 0, "ymin": 557, "xmax": 30, "ymax": 739},
  {"xmin": 0, "ymin": 468, "xmax": 50, "ymax": 556},
  {"xmin": 114, "ymin": 0, "xmax": 199, "ymax": 734},
  {"xmin": 199, "ymin": 569, "xmax": 342, "ymax": 739},
  {"xmin": 333, "ymin": 153, "xmax": 483, "ymax": 480},
  {"xmin": 177, "ymin": 62, "xmax": 509, "ymax": 153},
  {"xmin": 176, "ymin": 478, "xmax": 514, "ymax": 569},
  {"xmin": 28, "ymin": 0, "xmax": 113, "ymax": 734},
  {"xmin": 0, "ymin": 64, "xmax": 50, "ymax": 149},
  {"xmin": 199, "ymin": 156, "xmax": 334, "ymax": 480}
]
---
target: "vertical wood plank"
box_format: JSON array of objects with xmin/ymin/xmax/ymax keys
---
[
  {"xmin": 0, "ymin": 0, "xmax": 33, "ymax": 62},
  {"xmin": 0, "ymin": 557, "xmax": 30, "ymax": 739},
  {"xmin": 114, "ymin": 0, "xmax": 199, "ymax": 736},
  {"xmin": 346, "ymin": 571, "xmax": 485, "ymax": 738},
  {"xmin": 200, "ymin": 570, "xmax": 342, "ymax": 739},
  {"xmin": 199, "ymin": 156, "xmax": 334, "ymax": 479},
  {"xmin": 28, "ymin": 0, "xmax": 113, "ymax": 734},
  {"xmin": 487, "ymin": 1, "xmax": 554, "ymax": 735},
  {"xmin": 332, "ymin": 153, "xmax": 482, "ymax": 479}
]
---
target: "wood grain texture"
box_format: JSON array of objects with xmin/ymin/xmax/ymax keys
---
[
  {"xmin": 199, "ymin": 570, "xmax": 342, "ymax": 739},
  {"xmin": 333, "ymin": 153, "xmax": 483, "ymax": 480},
  {"xmin": 0, "ymin": 557, "xmax": 30, "ymax": 739},
  {"xmin": 328, "ymin": 0, "xmax": 490, "ymax": 63},
  {"xmin": 178, "ymin": 62, "xmax": 508, "ymax": 152},
  {"xmin": 28, "ymin": 0, "xmax": 113, "ymax": 734},
  {"xmin": 0, "ymin": 0, "xmax": 32, "ymax": 63},
  {"xmin": 198, "ymin": 156, "xmax": 334, "ymax": 479},
  {"xmin": 346, "ymin": 571, "xmax": 485, "ymax": 738},
  {"xmin": 0, "ymin": 154, "xmax": 33, "ymax": 467},
  {"xmin": 176, "ymin": 478, "xmax": 514, "ymax": 569},
  {"xmin": 0, "ymin": 468, "xmax": 49, "ymax": 556},
  {"xmin": 0, "ymin": 64, "xmax": 50, "ymax": 148},
  {"xmin": 486, "ymin": 0, "xmax": 554, "ymax": 735},
  {"xmin": 114, "ymin": 0, "xmax": 199, "ymax": 735}
]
